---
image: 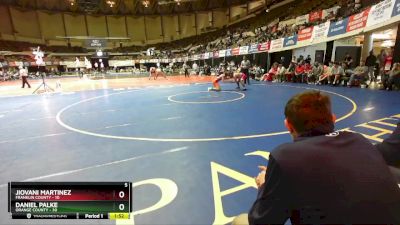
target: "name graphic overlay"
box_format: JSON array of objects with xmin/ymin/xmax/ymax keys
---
[{"xmin": 8, "ymin": 182, "xmax": 131, "ymax": 220}]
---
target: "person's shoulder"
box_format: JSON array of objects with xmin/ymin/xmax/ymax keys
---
[{"xmin": 272, "ymin": 131, "xmax": 366, "ymax": 157}]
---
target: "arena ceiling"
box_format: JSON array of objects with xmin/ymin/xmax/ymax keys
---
[{"xmin": 0, "ymin": 0, "xmax": 268, "ymax": 15}]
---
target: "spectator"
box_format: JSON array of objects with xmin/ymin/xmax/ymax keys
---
[
  {"xmin": 378, "ymin": 49, "xmax": 387, "ymax": 77},
  {"xmin": 294, "ymin": 60, "xmax": 305, "ymax": 83},
  {"xmin": 384, "ymin": 48, "xmax": 394, "ymax": 73},
  {"xmin": 317, "ymin": 62, "xmax": 333, "ymax": 85},
  {"xmin": 344, "ymin": 52, "xmax": 353, "ymax": 68},
  {"xmin": 308, "ymin": 62, "xmax": 323, "ymax": 84},
  {"xmin": 276, "ymin": 63, "xmax": 287, "ymax": 82},
  {"xmin": 192, "ymin": 62, "xmax": 198, "ymax": 75},
  {"xmin": 382, "ymin": 62, "xmax": 400, "ymax": 91},
  {"xmin": 291, "ymin": 56, "xmax": 297, "ymax": 64},
  {"xmin": 303, "ymin": 62, "xmax": 312, "ymax": 82},
  {"xmin": 261, "ymin": 62, "xmax": 278, "ymax": 82},
  {"xmin": 204, "ymin": 63, "xmax": 211, "ymax": 76},
  {"xmin": 365, "ymin": 50, "xmax": 377, "ymax": 83},
  {"xmin": 305, "ymin": 55, "xmax": 312, "ymax": 64},
  {"xmin": 280, "ymin": 56, "xmax": 285, "ymax": 65},
  {"xmin": 331, "ymin": 62, "xmax": 345, "ymax": 85},
  {"xmin": 348, "ymin": 61, "xmax": 368, "ymax": 87},
  {"xmin": 285, "ymin": 62, "xmax": 296, "ymax": 82},
  {"xmin": 233, "ymin": 90, "xmax": 400, "ymax": 225}
]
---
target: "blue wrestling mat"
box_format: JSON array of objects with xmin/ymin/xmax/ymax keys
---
[{"xmin": 0, "ymin": 82, "xmax": 399, "ymax": 225}]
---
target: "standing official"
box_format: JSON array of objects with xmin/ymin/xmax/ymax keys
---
[
  {"xmin": 20, "ymin": 66, "xmax": 30, "ymax": 88},
  {"xmin": 241, "ymin": 56, "xmax": 251, "ymax": 85},
  {"xmin": 183, "ymin": 63, "xmax": 189, "ymax": 77},
  {"xmin": 365, "ymin": 50, "xmax": 377, "ymax": 83}
]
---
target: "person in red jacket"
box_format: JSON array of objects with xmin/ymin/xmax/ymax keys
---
[
  {"xmin": 303, "ymin": 62, "xmax": 312, "ymax": 83},
  {"xmin": 260, "ymin": 62, "xmax": 278, "ymax": 82},
  {"xmin": 294, "ymin": 60, "xmax": 305, "ymax": 83}
]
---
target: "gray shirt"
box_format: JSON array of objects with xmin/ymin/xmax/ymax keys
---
[
  {"xmin": 241, "ymin": 60, "xmax": 251, "ymax": 69},
  {"xmin": 331, "ymin": 66, "xmax": 344, "ymax": 75}
]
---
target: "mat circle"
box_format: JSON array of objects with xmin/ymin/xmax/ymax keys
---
[
  {"xmin": 56, "ymin": 85, "xmax": 357, "ymax": 142},
  {"xmin": 167, "ymin": 91, "xmax": 245, "ymax": 104}
]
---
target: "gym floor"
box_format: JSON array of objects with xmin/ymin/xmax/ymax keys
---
[{"xmin": 0, "ymin": 77, "xmax": 399, "ymax": 225}]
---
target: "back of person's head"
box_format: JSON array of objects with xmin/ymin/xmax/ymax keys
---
[{"xmin": 284, "ymin": 91, "xmax": 335, "ymax": 137}]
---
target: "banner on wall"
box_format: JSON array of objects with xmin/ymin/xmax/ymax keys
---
[
  {"xmin": 232, "ymin": 47, "xmax": 240, "ymax": 55},
  {"xmin": 239, "ymin": 46, "xmax": 249, "ymax": 55},
  {"xmin": 309, "ymin": 10, "xmax": 323, "ymax": 22},
  {"xmin": 258, "ymin": 42, "xmax": 270, "ymax": 52},
  {"xmin": 327, "ymin": 18, "xmax": 349, "ymax": 37},
  {"xmin": 213, "ymin": 51, "xmax": 219, "ymax": 58},
  {"xmin": 296, "ymin": 14, "xmax": 309, "ymax": 25},
  {"xmin": 249, "ymin": 43, "xmax": 259, "ymax": 53},
  {"xmin": 219, "ymin": 50, "xmax": 226, "ymax": 57},
  {"xmin": 312, "ymin": 21, "xmax": 330, "ymax": 42},
  {"xmin": 298, "ymin": 26, "xmax": 314, "ymax": 41},
  {"xmin": 84, "ymin": 39, "xmax": 107, "ymax": 48},
  {"xmin": 109, "ymin": 60, "xmax": 135, "ymax": 67},
  {"xmin": 283, "ymin": 35, "xmax": 298, "ymax": 47},
  {"xmin": 392, "ymin": 0, "xmax": 400, "ymax": 16},
  {"xmin": 226, "ymin": 49, "xmax": 232, "ymax": 57},
  {"xmin": 346, "ymin": 8, "xmax": 371, "ymax": 32},
  {"xmin": 367, "ymin": 0, "xmax": 395, "ymax": 27},
  {"xmin": 270, "ymin": 38, "xmax": 284, "ymax": 51}
]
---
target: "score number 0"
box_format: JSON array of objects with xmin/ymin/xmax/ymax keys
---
[{"xmin": 118, "ymin": 182, "xmax": 128, "ymax": 211}]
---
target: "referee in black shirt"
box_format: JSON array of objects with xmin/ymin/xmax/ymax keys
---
[
  {"xmin": 234, "ymin": 91, "xmax": 400, "ymax": 224},
  {"xmin": 241, "ymin": 56, "xmax": 251, "ymax": 85}
]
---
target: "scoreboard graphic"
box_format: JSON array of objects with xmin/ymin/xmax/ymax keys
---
[{"xmin": 8, "ymin": 182, "xmax": 132, "ymax": 220}]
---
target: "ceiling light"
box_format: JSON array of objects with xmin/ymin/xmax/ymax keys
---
[
  {"xmin": 372, "ymin": 33, "xmax": 391, "ymax": 39},
  {"xmin": 106, "ymin": 0, "xmax": 115, "ymax": 7},
  {"xmin": 381, "ymin": 40, "xmax": 395, "ymax": 47},
  {"xmin": 143, "ymin": 0, "xmax": 150, "ymax": 7},
  {"xmin": 96, "ymin": 50, "xmax": 103, "ymax": 57}
]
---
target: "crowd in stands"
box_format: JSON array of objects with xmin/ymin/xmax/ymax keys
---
[
  {"xmin": 0, "ymin": 0, "xmax": 381, "ymax": 60},
  {"xmin": 1, "ymin": 0, "xmax": 398, "ymax": 90},
  {"xmin": 257, "ymin": 48, "xmax": 400, "ymax": 91},
  {"xmin": 120, "ymin": 0, "xmax": 381, "ymax": 59}
]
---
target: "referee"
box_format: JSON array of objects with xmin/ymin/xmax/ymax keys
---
[
  {"xmin": 20, "ymin": 66, "xmax": 31, "ymax": 88},
  {"xmin": 241, "ymin": 56, "xmax": 251, "ymax": 85}
]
